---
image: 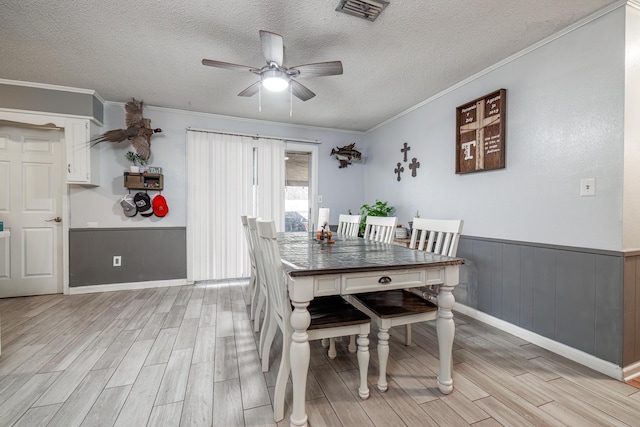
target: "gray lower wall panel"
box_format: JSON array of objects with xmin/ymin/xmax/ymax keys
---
[
  {"xmin": 69, "ymin": 227, "xmax": 186, "ymax": 286},
  {"xmin": 457, "ymin": 236, "xmax": 623, "ymax": 366}
]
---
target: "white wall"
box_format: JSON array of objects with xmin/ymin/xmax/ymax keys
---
[
  {"xmin": 69, "ymin": 104, "xmax": 366, "ymax": 228},
  {"xmin": 624, "ymin": 4, "xmax": 640, "ymax": 250},
  {"xmin": 363, "ymin": 6, "xmax": 628, "ymax": 251}
]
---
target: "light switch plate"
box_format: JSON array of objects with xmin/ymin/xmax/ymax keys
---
[{"xmin": 580, "ymin": 178, "xmax": 596, "ymax": 196}]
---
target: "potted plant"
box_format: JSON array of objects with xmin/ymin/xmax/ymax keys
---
[
  {"xmin": 125, "ymin": 151, "xmax": 147, "ymax": 173},
  {"xmin": 359, "ymin": 200, "xmax": 394, "ymax": 236}
]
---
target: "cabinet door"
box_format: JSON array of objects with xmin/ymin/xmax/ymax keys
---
[{"xmin": 65, "ymin": 119, "xmax": 100, "ymax": 185}]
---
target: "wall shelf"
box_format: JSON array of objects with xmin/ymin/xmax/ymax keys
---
[{"xmin": 124, "ymin": 172, "xmax": 163, "ymax": 190}]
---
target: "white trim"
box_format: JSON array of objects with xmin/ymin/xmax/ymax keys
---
[
  {"xmin": 67, "ymin": 279, "xmax": 188, "ymax": 295},
  {"xmin": 623, "ymin": 360, "xmax": 640, "ymax": 381},
  {"xmin": 366, "ymin": 0, "xmax": 627, "ymax": 133},
  {"xmin": 454, "ymin": 303, "xmax": 623, "ymax": 381},
  {"xmin": 628, "ymin": 0, "xmax": 640, "ymax": 12}
]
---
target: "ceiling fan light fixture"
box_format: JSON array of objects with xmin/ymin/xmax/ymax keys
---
[{"xmin": 262, "ymin": 69, "xmax": 289, "ymax": 92}]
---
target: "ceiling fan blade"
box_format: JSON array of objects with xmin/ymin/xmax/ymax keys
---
[
  {"xmin": 289, "ymin": 61, "xmax": 343, "ymax": 78},
  {"xmin": 290, "ymin": 80, "xmax": 316, "ymax": 101},
  {"xmin": 202, "ymin": 59, "xmax": 256, "ymax": 73},
  {"xmin": 259, "ymin": 30, "xmax": 284, "ymax": 66},
  {"xmin": 237, "ymin": 81, "xmax": 260, "ymax": 97}
]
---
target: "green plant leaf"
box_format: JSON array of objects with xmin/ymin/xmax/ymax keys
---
[{"xmin": 358, "ymin": 199, "xmax": 395, "ymax": 236}]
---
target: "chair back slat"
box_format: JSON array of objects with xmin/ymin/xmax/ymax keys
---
[
  {"xmin": 363, "ymin": 216, "xmax": 397, "ymax": 244},
  {"xmin": 247, "ymin": 217, "xmax": 266, "ymax": 294},
  {"xmin": 241, "ymin": 215, "xmax": 257, "ymax": 269},
  {"xmin": 337, "ymin": 214, "xmax": 361, "ymax": 237},
  {"xmin": 409, "ymin": 218, "xmax": 464, "ymax": 256},
  {"xmin": 256, "ymin": 219, "xmax": 290, "ymax": 326}
]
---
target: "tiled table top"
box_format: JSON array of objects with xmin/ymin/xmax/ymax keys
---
[{"xmin": 279, "ymin": 233, "xmax": 463, "ymax": 277}]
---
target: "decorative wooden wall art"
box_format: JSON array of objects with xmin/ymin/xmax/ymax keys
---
[
  {"xmin": 394, "ymin": 142, "xmax": 421, "ymax": 181},
  {"xmin": 456, "ymin": 89, "xmax": 506, "ymax": 174}
]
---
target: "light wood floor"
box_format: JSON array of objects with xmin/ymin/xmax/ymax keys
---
[{"xmin": 1, "ymin": 280, "xmax": 640, "ymax": 426}]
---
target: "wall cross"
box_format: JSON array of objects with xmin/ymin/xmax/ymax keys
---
[
  {"xmin": 395, "ymin": 162, "xmax": 404, "ymax": 181},
  {"xmin": 400, "ymin": 142, "xmax": 411, "ymax": 162},
  {"xmin": 409, "ymin": 157, "xmax": 420, "ymax": 177}
]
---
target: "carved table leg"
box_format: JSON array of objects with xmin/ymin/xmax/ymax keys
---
[
  {"xmin": 377, "ymin": 328, "xmax": 390, "ymax": 392},
  {"xmin": 289, "ymin": 300, "xmax": 311, "ymax": 427},
  {"xmin": 436, "ymin": 283, "xmax": 455, "ymax": 394},
  {"xmin": 356, "ymin": 333, "xmax": 370, "ymax": 399}
]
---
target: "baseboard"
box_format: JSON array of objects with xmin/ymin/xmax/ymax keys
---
[
  {"xmin": 454, "ymin": 303, "xmax": 623, "ymax": 381},
  {"xmin": 67, "ymin": 278, "xmax": 188, "ymax": 295},
  {"xmin": 623, "ymin": 360, "xmax": 640, "ymax": 382}
]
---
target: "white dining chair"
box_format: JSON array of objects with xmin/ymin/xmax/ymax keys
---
[
  {"xmin": 324, "ymin": 213, "xmax": 362, "ymax": 355},
  {"xmin": 327, "ymin": 214, "xmax": 395, "ymax": 356},
  {"xmin": 247, "ymin": 217, "xmax": 267, "ymax": 336},
  {"xmin": 403, "ymin": 218, "xmax": 464, "ymax": 345},
  {"xmin": 362, "ymin": 215, "xmax": 397, "ymax": 244},
  {"xmin": 336, "ymin": 213, "xmax": 361, "ymax": 237},
  {"xmin": 240, "ymin": 215, "xmax": 257, "ymax": 311},
  {"xmin": 349, "ymin": 218, "xmax": 464, "ymax": 392},
  {"xmin": 255, "ymin": 219, "xmax": 371, "ymax": 421}
]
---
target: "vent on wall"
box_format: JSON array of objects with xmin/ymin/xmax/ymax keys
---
[{"xmin": 336, "ymin": 0, "xmax": 389, "ymax": 22}]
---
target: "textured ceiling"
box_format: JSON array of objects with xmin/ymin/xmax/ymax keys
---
[{"xmin": 0, "ymin": 0, "xmax": 618, "ymax": 132}]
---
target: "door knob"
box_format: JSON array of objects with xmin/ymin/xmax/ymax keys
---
[{"xmin": 46, "ymin": 217, "xmax": 62, "ymax": 223}]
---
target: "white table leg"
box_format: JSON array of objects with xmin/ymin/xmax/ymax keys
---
[
  {"xmin": 436, "ymin": 283, "xmax": 455, "ymax": 394},
  {"xmin": 376, "ymin": 328, "xmax": 390, "ymax": 392},
  {"xmin": 289, "ymin": 300, "xmax": 311, "ymax": 427},
  {"xmin": 356, "ymin": 333, "xmax": 370, "ymax": 399}
]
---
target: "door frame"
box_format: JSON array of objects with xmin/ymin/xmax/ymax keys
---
[
  {"xmin": 0, "ymin": 108, "xmax": 83, "ymax": 295},
  {"xmin": 285, "ymin": 142, "xmax": 318, "ymax": 230}
]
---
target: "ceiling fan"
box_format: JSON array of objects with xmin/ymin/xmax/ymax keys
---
[{"xmin": 202, "ymin": 30, "xmax": 343, "ymax": 102}]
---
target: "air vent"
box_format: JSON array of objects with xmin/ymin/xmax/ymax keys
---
[{"xmin": 336, "ymin": 0, "xmax": 389, "ymax": 22}]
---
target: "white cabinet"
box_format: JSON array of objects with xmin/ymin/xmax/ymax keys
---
[{"xmin": 65, "ymin": 119, "xmax": 100, "ymax": 185}]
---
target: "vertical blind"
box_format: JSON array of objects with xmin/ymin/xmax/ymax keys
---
[{"xmin": 186, "ymin": 130, "xmax": 284, "ymax": 281}]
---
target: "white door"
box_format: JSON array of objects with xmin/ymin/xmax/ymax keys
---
[{"xmin": 0, "ymin": 124, "xmax": 64, "ymax": 297}]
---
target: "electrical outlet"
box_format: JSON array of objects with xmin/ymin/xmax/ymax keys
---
[
  {"xmin": 318, "ymin": 195, "xmax": 323, "ymax": 203},
  {"xmin": 580, "ymin": 178, "xmax": 596, "ymax": 197},
  {"xmin": 113, "ymin": 255, "xmax": 122, "ymax": 267}
]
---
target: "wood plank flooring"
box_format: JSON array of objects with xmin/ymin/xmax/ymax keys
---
[{"xmin": 1, "ymin": 280, "xmax": 640, "ymax": 426}]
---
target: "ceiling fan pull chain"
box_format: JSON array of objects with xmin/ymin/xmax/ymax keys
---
[
  {"xmin": 290, "ymin": 84, "xmax": 293, "ymax": 117},
  {"xmin": 259, "ymin": 82, "xmax": 262, "ymax": 112}
]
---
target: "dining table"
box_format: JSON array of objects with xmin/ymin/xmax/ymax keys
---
[{"xmin": 279, "ymin": 232, "xmax": 465, "ymax": 427}]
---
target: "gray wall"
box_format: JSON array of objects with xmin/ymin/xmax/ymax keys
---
[
  {"xmin": 0, "ymin": 82, "xmax": 103, "ymax": 123},
  {"xmin": 624, "ymin": 253, "xmax": 640, "ymax": 366},
  {"xmin": 69, "ymin": 228, "xmax": 186, "ymax": 286},
  {"xmin": 363, "ymin": 6, "xmax": 626, "ymax": 251},
  {"xmin": 362, "ymin": 6, "xmax": 634, "ymax": 368},
  {"xmin": 458, "ymin": 236, "xmax": 623, "ymax": 365},
  {"xmin": 69, "ymin": 102, "xmax": 367, "ymax": 230}
]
